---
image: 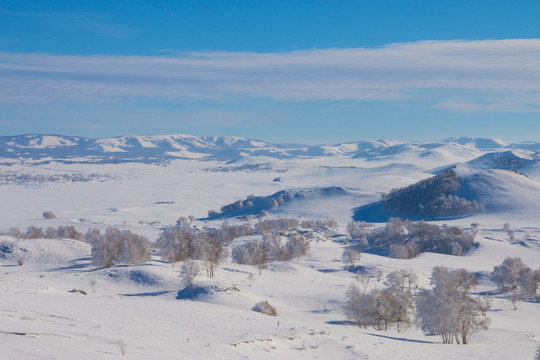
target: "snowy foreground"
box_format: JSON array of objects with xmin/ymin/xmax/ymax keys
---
[{"xmin": 1, "ymin": 135, "xmax": 540, "ymax": 359}]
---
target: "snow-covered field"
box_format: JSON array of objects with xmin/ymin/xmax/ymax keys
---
[{"xmin": 1, "ymin": 134, "xmax": 540, "ymax": 359}]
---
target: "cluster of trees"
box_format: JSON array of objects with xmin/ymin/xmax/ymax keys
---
[
  {"xmin": 381, "ymin": 170, "xmax": 484, "ymax": 217},
  {"xmin": 156, "ymin": 224, "xmax": 251, "ymax": 278},
  {"xmin": 89, "ymin": 227, "xmax": 151, "ymax": 268},
  {"xmin": 0, "ymin": 173, "xmax": 111, "ymax": 185},
  {"xmin": 416, "ymin": 267, "xmax": 490, "ymax": 344},
  {"xmin": 300, "ymin": 218, "xmax": 338, "ymax": 230},
  {"xmin": 255, "ymin": 218, "xmax": 300, "ymax": 234},
  {"xmin": 491, "ymin": 257, "xmax": 540, "ymax": 308},
  {"xmin": 158, "ymin": 217, "xmax": 327, "ymax": 279},
  {"xmin": 365, "ymin": 218, "xmax": 476, "ymax": 258},
  {"xmin": 7, "ymin": 225, "xmax": 84, "ymax": 241},
  {"xmin": 232, "ymin": 233, "xmax": 310, "ymax": 274},
  {"xmin": 347, "ymin": 267, "xmax": 490, "ymax": 344},
  {"xmin": 345, "ymin": 270, "xmax": 417, "ymax": 332}
]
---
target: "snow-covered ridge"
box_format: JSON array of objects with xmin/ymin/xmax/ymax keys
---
[{"xmin": 1, "ymin": 133, "xmax": 540, "ymax": 164}]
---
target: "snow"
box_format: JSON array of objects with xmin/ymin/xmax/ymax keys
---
[{"xmin": 1, "ymin": 134, "xmax": 540, "ymax": 359}]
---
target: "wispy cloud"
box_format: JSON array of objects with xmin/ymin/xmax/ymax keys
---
[
  {"xmin": 1, "ymin": 39, "xmax": 540, "ymax": 112},
  {"xmin": 0, "ymin": 10, "xmax": 134, "ymax": 38}
]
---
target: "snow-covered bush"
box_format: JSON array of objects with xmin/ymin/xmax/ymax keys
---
[
  {"xmin": 416, "ymin": 267, "xmax": 490, "ymax": 344},
  {"xmin": 252, "ymin": 301, "xmax": 277, "ymax": 316}
]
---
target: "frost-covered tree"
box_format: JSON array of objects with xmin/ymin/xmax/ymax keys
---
[
  {"xmin": 232, "ymin": 241, "xmax": 268, "ymax": 275},
  {"xmin": 385, "ymin": 269, "xmax": 418, "ymax": 293},
  {"xmin": 491, "ymin": 257, "xmax": 539, "ymax": 306},
  {"xmin": 180, "ymin": 260, "xmax": 200, "ymax": 287},
  {"xmin": 119, "ymin": 234, "xmax": 151, "ymax": 265},
  {"xmin": 198, "ymin": 235, "xmax": 228, "ymax": 278},
  {"xmin": 56, "ymin": 225, "xmax": 83, "ymax": 240},
  {"xmin": 156, "ymin": 228, "xmax": 194, "ymax": 265},
  {"xmin": 502, "ymin": 223, "xmax": 515, "ymax": 242},
  {"xmin": 8, "ymin": 227, "xmax": 22, "ymax": 239},
  {"xmin": 416, "ymin": 267, "xmax": 490, "ymax": 344},
  {"xmin": 176, "ymin": 217, "xmax": 189, "ymax": 227},
  {"xmin": 491, "ymin": 257, "xmax": 528, "ymax": 291},
  {"xmin": 342, "ymin": 247, "xmax": 361, "ymax": 268},
  {"xmin": 44, "ymin": 227, "xmax": 59, "ymax": 239},
  {"xmin": 345, "ymin": 277, "xmax": 414, "ymax": 333},
  {"xmin": 347, "ymin": 221, "xmax": 368, "ymax": 245},
  {"xmin": 25, "ymin": 226, "xmax": 43, "ymax": 239},
  {"xmin": 345, "ymin": 283, "xmax": 377, "ymax": 329},
  {"xmin": 85, "ymin": 228, "xmax": 101, "ymax": 243}
]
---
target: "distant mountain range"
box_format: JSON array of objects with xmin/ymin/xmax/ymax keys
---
[{"xmin": 2, "ymin": 134, "xmax": 540, "ymax": 164}]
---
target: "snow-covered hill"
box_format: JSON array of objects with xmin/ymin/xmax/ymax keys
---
[
  {"xmin": 2, "ymin": 134, "xmax": 540, "ymax": 359},
  {"xmin": 2, "ymin": 133, "xmax": 540, "ymax": 165}
]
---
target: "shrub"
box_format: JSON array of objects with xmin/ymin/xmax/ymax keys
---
[
  {"xmin": 252, "ymin": 301, "xmax": 277, "ymax": 316},
  {"xmin": 43, "ymin": 211, "xmax": 56, "ymax": 219}
]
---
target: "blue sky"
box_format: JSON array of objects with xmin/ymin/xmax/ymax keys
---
[{"xmin": 1, "ymin": 0, "xmax": 540, "ymax": 143}]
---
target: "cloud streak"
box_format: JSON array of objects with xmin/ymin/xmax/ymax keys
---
[{"xmin": 1, "ymin": 39, "xmax": 540, "ymax": 112}]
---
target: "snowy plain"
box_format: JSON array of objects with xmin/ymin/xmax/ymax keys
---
[{"xmin": 1, "ymin": 134, "xmax": 540, "ymax": 359}]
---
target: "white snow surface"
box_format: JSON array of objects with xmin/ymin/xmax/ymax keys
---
[{"xmin": 1, "ymin": 134, "xmax": 540, "ymax": 359}]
